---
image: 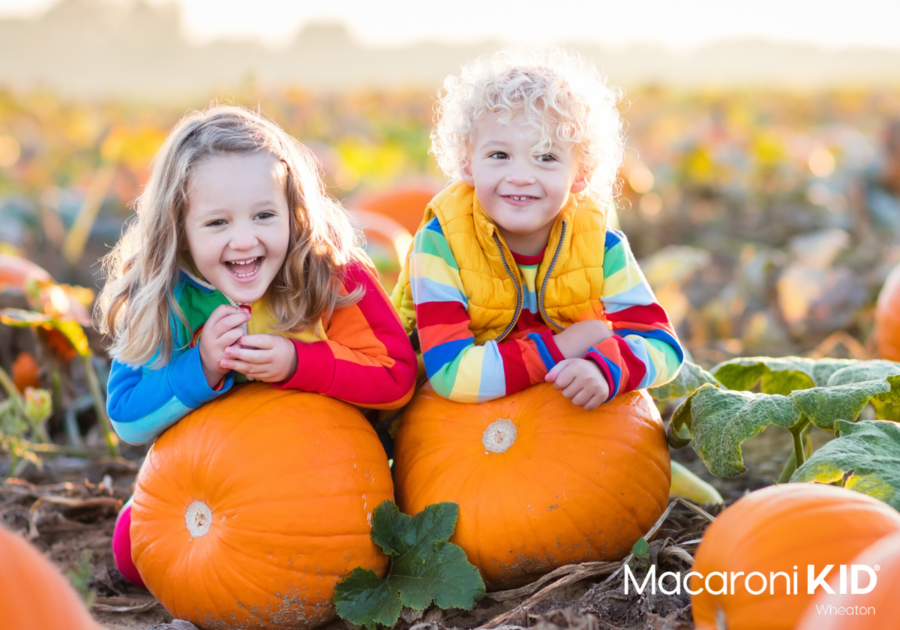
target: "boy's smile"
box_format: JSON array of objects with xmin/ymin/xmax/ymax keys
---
[
  {"xmin": 462, "ymin": 111, "xmax": 588, "ymax": 256},
  {"xmin": 184, "ymin": 152, "xmax": 291, "ymax": 304}
]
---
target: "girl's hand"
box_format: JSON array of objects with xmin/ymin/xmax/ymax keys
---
[
  {"xmin": 545, "ymin": 358, "xmax": 610, "ymax": 411},
  {"xmin": 221, "ymin": 334, "xmax": 298, "ymax": 383},
  {"xmin": 199, "ymin": 305, "xmax": 250, "ymax": 389}
]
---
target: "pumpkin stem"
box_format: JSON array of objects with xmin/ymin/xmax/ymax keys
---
[
  {"xmin": 185, "ymin": 501, "xmax": 213, "ymax": 538},
  {"xmin": 482, "ymin": 419, "xmax": 517, "ymax": 454}
]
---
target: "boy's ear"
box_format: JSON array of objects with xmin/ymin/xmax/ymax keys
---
[
  {"xmin": 460, "ymin": 159, "xmax": 475, "ymax": 187},
  {"xmin": 570, "ymin": 169, "xmax": 590, "ymax": 194}
]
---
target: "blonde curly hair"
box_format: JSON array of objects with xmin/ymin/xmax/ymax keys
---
[{"xmin": 431, "ymin": 46, "xmax": 625, "ymax": 202}]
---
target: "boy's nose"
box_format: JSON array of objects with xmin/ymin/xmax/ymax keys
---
[{"xmin": 505, "ymin": 166, "xmax": 536, "ymax": 185}]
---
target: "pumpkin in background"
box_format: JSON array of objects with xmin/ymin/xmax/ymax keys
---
[
  {"xmin": 392, "ymin": 384, "xmax": 670, "ymax": 591},
  {"xmin": 0, "ymin": 525, "xmax": 99, "ymax": 630},
  {"xmin": 12, "ymin": 351, "xmax": 41, "ymax": 392},
  {"xmin": 131, "ymin": 384, "xmax": 393, "ymax": 630},
  {"xmin": 692, "ymin": 483, "xmax": 900, "ymax": 630},
  {"xmin": 875, "ymin": 264, "xmax": 900, "ymax": 361},
  {"xmin": 796, "ymin": 531, "xmax": 900, "ymax": 630},
  {"xmin": 352, "ymin": 183, "xmax": 442, "ymax": 235}
]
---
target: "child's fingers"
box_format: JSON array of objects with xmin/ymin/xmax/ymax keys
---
[
  {"xmin": 582, "ymin": 394, "xmax": 605, "ymax": 411},
  {"xmin": 211, "ymin": 311, "xmax": 250, "ymax": 336},
  {"xmin": 217, "ymin": 327, "xmax": 245, "ymax": 349},
  {"xmin": 571, "ymin": 388, "xmax": 593, "ymax": 407},
  {"xmin": 238, "ymin": 334, "xmax": 275, "ymax": 350},
  {"xmin": 224, "ymin": 346, "xmax": 268, "ymax": 364},
  {"xmin": 551, "ymin": 365, "xmax": 578, "ymax": 390}
]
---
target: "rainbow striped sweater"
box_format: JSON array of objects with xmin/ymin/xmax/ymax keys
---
[
  {"xmin": 107, "ymin": 261, "xmax": 417, "ymax": 444},
  {"xmin": 411, "ymin": 218, "xmax": 684, "ymax": 402}
]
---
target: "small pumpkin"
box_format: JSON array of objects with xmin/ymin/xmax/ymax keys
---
[
  {"xmin": 691, "ymin": 483, "xmax": 900, "ymax": 630},
  {"xmin": 796, "ymin": 531, "xmax": 900, "ymax": 630},
  {"xmin": 0, "ymin": 525, "xmax": 99, "ymax": 630},
  {"xmin": 392, "ymin": 383, "xmax": 670, "ymax": 590},
  {"xmin": 875, "ymin": 264, "xmax": 900, "ymax": 361},
  {"xmin": 12, "ymin": 351, "xmax": 41, "ymax": 392},
  {"xmin": 131, "ymin": 384, "xmax": 393, "ymax": 630}
]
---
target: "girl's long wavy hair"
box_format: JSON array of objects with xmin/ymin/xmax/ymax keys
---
[{"xmin": 96, "ymin": 104, "xmax": 367, "ymax": 367}]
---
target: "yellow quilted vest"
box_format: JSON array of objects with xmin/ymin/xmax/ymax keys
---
[{"xmin": 392, "ymin": 182, "xmax": 609, "ymax": 344}]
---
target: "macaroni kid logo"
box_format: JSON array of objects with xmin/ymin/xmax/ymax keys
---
[{"xmin": 623, "ymin": 563, "xmax": 880, "ymax": 597}]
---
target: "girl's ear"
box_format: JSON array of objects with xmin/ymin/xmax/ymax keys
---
[{"xmin": 570, "ymin": 169, "xmax": 590, "ymax": 194}]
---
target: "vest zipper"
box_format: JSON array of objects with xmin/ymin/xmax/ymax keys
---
[
  {"xmin": 538, "ymin": 219, "xmax": 566, "ymax": 331},
  {"xmin": 493, "ymin": 233, "xmax": 523, "ymax": 342}
]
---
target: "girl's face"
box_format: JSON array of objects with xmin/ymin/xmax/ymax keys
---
[{"xmin": 184, "ymin": 152, "xmax": 291, "ymax": 304}]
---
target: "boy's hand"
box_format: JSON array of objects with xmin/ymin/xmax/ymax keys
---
[
  {"xmin": 198, "ymin": 305, "xmax": 250, "ymax": 389},
  {"xmin": 221, "ymin": 334, "xmax": 299, "ymax": 384},
  {"xmin": 553, "ymin": 320, "xmax": 613, "ymax": 359},
  {"xmin": 545, "ymin": 358, "xmax": 610, "ymax": 411}
]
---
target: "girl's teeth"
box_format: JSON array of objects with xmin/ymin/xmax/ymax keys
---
[{"xmin": 227, "ymin": 258, "xmax": 260, "ymax": 277}]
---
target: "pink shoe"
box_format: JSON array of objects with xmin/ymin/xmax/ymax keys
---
[{"xmin": 112, "ymin": 497, "xmax": 146, "ymax": 589}]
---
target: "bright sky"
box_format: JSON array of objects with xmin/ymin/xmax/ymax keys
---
[{"xmin": 1, "ymin": 0, "xmax": 898, "ymax": 50}]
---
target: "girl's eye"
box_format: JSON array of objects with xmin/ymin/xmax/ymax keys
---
[
  {"xmin": 537, "ymin": 154, "xmax": 557, "ymax": 163},
  {"xmin": 256, "ymin": 211, "xmax": 275, "ymax": 220},
  {"xmin": 206, "ymin": 219, "xmax": 226, "ymax": 227},
  {"xmin": 488, "ymin": 152, "xmax": 508, "ymax": 160}
]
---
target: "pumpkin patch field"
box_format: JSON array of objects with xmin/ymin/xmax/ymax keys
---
[{"xmin": 6, "ymin": 84, "xmax": 900, "ymax": 630}]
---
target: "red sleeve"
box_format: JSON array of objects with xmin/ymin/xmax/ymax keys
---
[{"xmin": 274, "ymin": 261, "xmax": 417, "ymax": 409}]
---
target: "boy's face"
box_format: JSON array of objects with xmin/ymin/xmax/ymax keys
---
[{"xmin": 462, "ymin": 110, "xmax": 587, "ymax": 256}]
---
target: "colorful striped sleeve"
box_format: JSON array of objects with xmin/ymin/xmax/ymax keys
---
[
  {"xmin": 586, "ymin": 228, "xmax": 684, "ymax": 399},
  {"xmin": 410, "ymin": 217, "xmax": 563, "ymax": 403},
  {"xmin": 274, "ymin": 260, "xmax": 417, "ymax": 409}
]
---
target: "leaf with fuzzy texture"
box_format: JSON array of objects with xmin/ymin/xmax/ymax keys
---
[
  {"xmin": 334, "ymin": 501, "xmax": 485, "ymax": 630},
  {"xmin": 712, "ymin": 357, "xmax": 858, "ymax": 395},
  {"xmin": 792, "ymin": 420, "xmax": 900, "ymax": 509},
  {"xmin": 689, "ymin": 386, "xmax": 804, "ymax": 477},
  {"xmin": 649, "ymin": 362, "xmax": 721, "ymax": 400}
]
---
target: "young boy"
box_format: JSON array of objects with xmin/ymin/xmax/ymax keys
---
[{"xmin": 392, "ymin": 47, "xmax": 683, "ymax": 408}]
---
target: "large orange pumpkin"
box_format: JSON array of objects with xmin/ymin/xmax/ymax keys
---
[
  {"xmin": 691, "ymin": 483, "xmax": 900, "ymax": 630},
  {"xmin": 796, "ymin": 531, "xmax": 900, "ymax": 630},
  {"xmin": 131, "ymin": 384, "xmax": 393, "ymax": 630},
  {"xmin": 392, "ymin": 384, "xmax": 670, "ymax": 590},
  {"xmin": 875, "ymin": 264, "xmax": 900, "ymax": 361},
  {"xmin": 0, "ymin": 525, "xmax": 99, "ymax": 630}
]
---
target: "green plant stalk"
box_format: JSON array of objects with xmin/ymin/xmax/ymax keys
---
[
  {"xmin": 81, "ymin": 355, "xmax": 118, "ymax": 457},
  {"xmin": 777, "ymin": 422, "xmax": 812, "ymax": 484},
  {"xmin": 0, "ymin": 366, "xmax": 24, "ymax": 417}
]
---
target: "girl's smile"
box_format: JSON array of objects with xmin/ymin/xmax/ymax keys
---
[{"xmin": 184, "ymin": 152, "xmax": 291, "ymax": 304}]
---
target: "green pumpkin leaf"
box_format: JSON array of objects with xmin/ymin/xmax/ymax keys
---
[
  {"xmin": 649, "ymin": 361, "xmax": 720, "ymax": 400},
  {"xmin": 792, "ymin": 420, "xmax": 900, "ymax": 509},
  {"xmin": 631, "ymin": 537, "xmax": 649, "ymax": 559},
  {"xmin": 712, "ymin": 356, "xmax": 858, "ymax": 395},
  {"xmin": 792, "ymin": 381, "xmax": 892, "ymax": 429},
  {"xmin": 689, "ymin": 385, "xmax": 804, "ymax": 477},
  {"xmin": 334, "ymin": 501, "xmax": 485, "ymax": 629}
]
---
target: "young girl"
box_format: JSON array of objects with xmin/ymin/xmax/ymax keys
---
[{"xmin": 97, "ymin": 104, "xmax": 417, "ymax": 586}]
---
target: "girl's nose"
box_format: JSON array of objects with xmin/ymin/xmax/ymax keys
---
[{"xmin": 229, "ymin": 228, "xmax": 259, "ymax": 250}]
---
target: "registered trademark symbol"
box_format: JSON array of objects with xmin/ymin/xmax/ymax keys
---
[{"xmin": 875, "ymin": 565, "xmax": 881, "ymax": 571}]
